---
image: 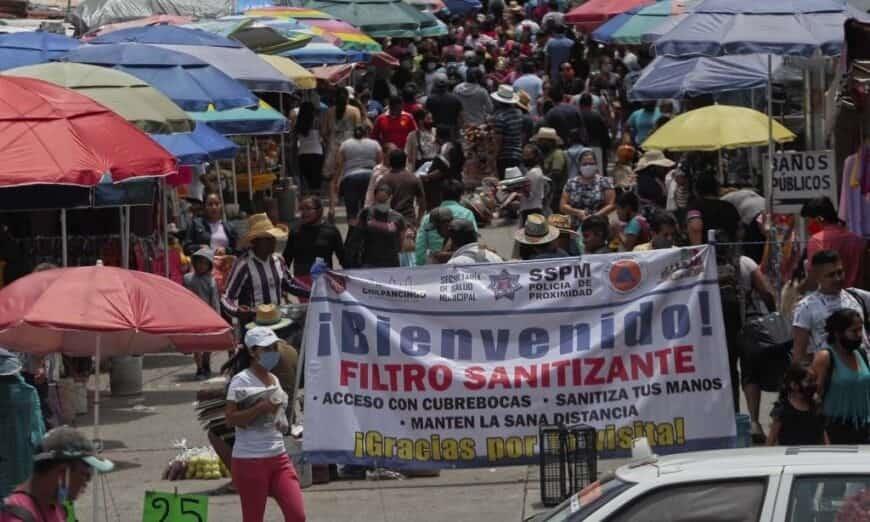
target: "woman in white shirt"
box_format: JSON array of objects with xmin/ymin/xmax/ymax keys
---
[
  {"xmin": 293, "ymin": 101, "xmax": 324, "ymax": 194},
  {"xmin": 225, "ymin": 327, "xmax": 305, "ymax": 522}
]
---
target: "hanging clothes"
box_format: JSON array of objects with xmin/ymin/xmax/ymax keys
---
[{"xmin": 839, "ymin": 149, "xmax": 870, "ymax": 237}]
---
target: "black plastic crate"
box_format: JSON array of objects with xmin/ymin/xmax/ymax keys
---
[{"xmin": 539, "ymin": 423, "xmax": 597, "ymax": 506}]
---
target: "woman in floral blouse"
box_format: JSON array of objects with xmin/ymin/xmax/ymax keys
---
[{"xmin": 560, "ymin": 149, "xmax": 616, "ymax": 227}]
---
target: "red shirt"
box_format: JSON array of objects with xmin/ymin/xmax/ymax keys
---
[
  {"xmin": 371, "ymin": 112, "xmax": 417, "ymax": 149},
  {"xmin": 807, "ymin": 224, "xmax": 866, "ymax": 287},
  {"xmin": 1, "ymin": 492, "xmax": 66, "ymax": 522}
]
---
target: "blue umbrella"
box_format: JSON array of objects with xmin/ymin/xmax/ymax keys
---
[
  {"xmin": 89, "ymin": 25, "xmax": 294, "ymax": 93},
  {"xmin": 151, "ymin": 122, "xmax": 239, "ymax": 165},
  {"xmin": 442, "ymin": 0, "xmax": 481, "ymax": 16},
  {"xmin": 591, "ymin": 6, "xmax": 644, "ymax": 43},
  {"xmin": 283, "ymin": 41, "xmax": 365, "ymax": 66},
  {"xmin": 655, "ymin": 0, "xmax": 868, "ymax": 57},
  {"xmin": 61, "ymin": 44, "xmax": 259, "ymax": 112},
  {"xmin": 0, "ymin": 32, "xmax": 80, "ymax": 70},
  {"xmin": 630, "ymin": 54, "xmax": 785, "ymax": 100},
  {"xmin": 89, "ymin": 25, "xmax": 243, "ymax": 48}
]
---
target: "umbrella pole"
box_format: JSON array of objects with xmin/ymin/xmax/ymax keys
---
[
  {"xmin": 247, "ymin": 140, "xmax": 254, "ymax": 203},
  {"xmin": 162, "ymin": 179, "xmax": 169, "ymax": 278},
  {"xmin": 231, "ymin": 159, "xmax": 239, "ymax": 207},
  {"xmin": 717, "ymin": 149, "xmax": 724, "ymax": 185},
  {"xmin": 280, "ymin": 94, "xmax": 287, "ymax": 180},
  {"xmin": 766, "ymin": 53, "xmax": 781, "ymax": 305},
  {"xmin": 61, "ymin": 208, "xmax": 68, "ymax": 267},
  {"xmin": 215, "ymin": 162, "xmax": 227, "ymax": 221},
  {"xmin": 92, "ymin": 334, "xmax": 102, "ymax": 522}
]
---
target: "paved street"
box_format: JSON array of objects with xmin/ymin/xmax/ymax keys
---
[{"xmin": 65, "ymin": 220, "xmax": 775, "ymax": 522}]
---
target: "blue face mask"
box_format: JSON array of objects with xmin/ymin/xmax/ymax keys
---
[{"xmin": 258, "ymin": 351, "xmax": 280, "ymax": 371}]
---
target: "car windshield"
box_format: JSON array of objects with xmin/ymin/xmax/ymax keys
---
[{"xmin": 536, "ymin": 474, "xmax": 636, "ymax": 522}]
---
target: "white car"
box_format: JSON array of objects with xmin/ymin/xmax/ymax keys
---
[{"xmin": 533, "ymin": 446, "xmax": 870, "ymax": 522}]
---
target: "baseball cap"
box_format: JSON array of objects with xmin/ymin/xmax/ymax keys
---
[
  {"xmin": 245, "ymin": 326, "xmax": 280, "ymax": 349},
  {"xmin": 33, "ymin": 426, "xmax": 114, "ymax": 473}
]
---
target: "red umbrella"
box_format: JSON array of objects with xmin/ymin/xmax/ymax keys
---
[
  {"xmin": 0, "ymin": 76, "xmax": 177, "ymax": 187},
  {"xmin": 566, "ymin": 0, "xmax": 654, "ymax": 30},
  {"xmin": 0, "ymin": 263, "xmax": 232, "ymax": 355}
]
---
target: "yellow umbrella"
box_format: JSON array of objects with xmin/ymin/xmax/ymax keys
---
[
  {"xmin": 642, "ymin": 104, "xmax": 796, "ymax": 151},
  {"xmin": 257, "ymin": 54, "xmax": 316, "ymax": 90}
]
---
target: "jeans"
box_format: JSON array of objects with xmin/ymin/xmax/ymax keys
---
[{"xmin": 232, "ymin": 453, "xmax": 306, "ymax": 522}]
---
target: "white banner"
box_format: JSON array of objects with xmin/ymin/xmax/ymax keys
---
[{"xmin": 302, "ymin": 246, "xmax": 736, "ymax": 468}]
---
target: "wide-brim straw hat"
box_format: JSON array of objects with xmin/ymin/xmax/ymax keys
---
[
  {"xmin": 245, "ymin": 304, "xmax": 293, "ymax": 331},
  {"xmin": 548, "ymin": 214, "xmax": 578, "ymax": 236},
  {"xmin": 515, "ymin": 214, "xmax": 560, "ymax": 245},
  {"xmin": 491, "ymin": 84, "xmax": 517, "ymax": 104},
  {"xmin": 634, "ymin": 150, "xmax": 675, "ymax": 172},
  {"xmin": 240, "ymin": 213, "xmax": 288, "ymax": 247},
  {"xmin": 515, "ymin": 89, "xmax": 531, "ymax": 112},
  {"xmin": 530, "ymin": 126, "xmax": 563, "ymax": 145}
]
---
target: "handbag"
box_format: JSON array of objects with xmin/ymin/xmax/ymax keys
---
[{"xmin": 740, "ymin": 312, "xmax": 793, "ymax": 392}]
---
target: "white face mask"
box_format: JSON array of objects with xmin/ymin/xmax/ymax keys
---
[{"xmin": 580, "ymin": 165, "xmax": 597, "ymax": 178}]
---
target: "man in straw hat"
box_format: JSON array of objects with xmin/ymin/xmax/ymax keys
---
[
  {"xmin": 531, "ymin": 126, "xmax": 568, "ymax": 214},
  {"xmin": 515, "ymin": 214, "xmax": 568, "ymax": 260},
  {"xmin": 489, "ymin": 84, "xmax": 524, "ymax": 179},
  {"xmin": 221, "ymin": 214, "xmax": 301, "ymax": 327}
]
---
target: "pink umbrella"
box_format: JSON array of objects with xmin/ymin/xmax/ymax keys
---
[
  {"xmin": 566, "ymin": 0, "xmax": 654, "ymax": 31},
  {"xmin": 82, "ymin": 15, "xmax": 193, "ymax": 41}
]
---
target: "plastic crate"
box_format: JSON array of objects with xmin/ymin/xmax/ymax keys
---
[{"xmin": 539, "ymin": 423, "xmax": 597, "ymax": 507}]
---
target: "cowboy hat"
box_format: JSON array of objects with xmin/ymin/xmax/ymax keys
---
[
  {"xmin": 491, "ymin": 84, "xmax": 517, "ymax": 105},
  {"xmin": 515, "ymin": 89, "xmax": 531, "ymax": 113},
  {"xmin": 548, "ymin": 214, "xmax": 579, "ymax": 236},
  {"xmin": 240, "ymin": 213, "xmax": 288, "ymax": 247},
  {"xmin": 245, "ymin": 304, "xmax": 293, "ymax": 331},
  {"xmin": 515, "ymin": 214, "xmax": 560, "ymax": 245},
  {"xmin": 530, "ymin": 127, "xmax": 563, "ymax": 145},
  {"xmin": 634, "ymin": 150, "xmax": 675, "ymax": 172},
  {"xmin": 504, "ymin": 166, "xmax": 523, "ymax": 180}
]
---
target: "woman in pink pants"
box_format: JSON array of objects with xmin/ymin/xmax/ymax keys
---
[{"xmin": 225, "ymin": 327, "xmax": 305, "ymax": 522}]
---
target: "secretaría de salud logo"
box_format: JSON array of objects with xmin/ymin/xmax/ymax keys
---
[
  {"xmin": 606, "ymin": 258, "xmax": 643, "ymax": 294},
  {"xmin": 488, "ymin": 269, "xmax": 522, "ymax": 300}
]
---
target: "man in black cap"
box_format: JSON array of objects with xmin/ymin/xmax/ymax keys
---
[
  {"xmin": 425, "ymin": 75, "xmax": 464, "ymax": 140},
  {"xmin": 2, "ymin": 426, "xmax": 113, "ymax": 522}
]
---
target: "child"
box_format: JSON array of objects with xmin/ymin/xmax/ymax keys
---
[
  {"xmin": 183, "ymin": 248, "xmax": 220, "ymax": 379},
  {"xmin": 766, "ymin": 361, "xmax": 828, "ymax": 446}
]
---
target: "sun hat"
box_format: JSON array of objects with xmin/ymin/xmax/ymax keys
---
[
  {"xmin": 515, "ymin": 214, "xmax": 560, "ymax": 245},
  {"xmin": 244, "ymin": 326, "xmax": 280, "ymax": 349},
  {"xmin": 530, "ymin": 127, "xmax": 563, "ymax": 145},
  {"xmin": 491, "ymin": 84, "xmax": 517, "ymax": 104},
  {"xmin": 245, "ymin": 304, "xmax": 292, "ymax": 331},
  {"xmin": 515, "ymin": 89, "xmax": 531, "ymax": 113},
  {"xmin": 0, "ymin": 348, "xmax": 21, "ymax": 376},
  {"xmin": 634, "ymin": 150, "xmax": 675, "ymax": 172},
  {"xmin": 504, "ymin": 166, "xmax": 523, "ymax": 180},
  {"xmin": 33, "ymin": 426, "xmax": 114, "ymax": 473},
  {"xmin": 240, "ymin": 213, "xmax": 288, "ymax": 248},
  {"xmin": 548, "ymin": 214, "xmax": 578, "ymax": 236}
]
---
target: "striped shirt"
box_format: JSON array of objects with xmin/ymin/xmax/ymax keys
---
[
  {"xmin": 491, "ymin": 106, "xmax": 524, "ymax": 162},
  {"xmin": 221, "ymin": 252, "xmax": 294, "ymax": 314}
]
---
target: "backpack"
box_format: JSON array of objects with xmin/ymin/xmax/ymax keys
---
[{"xmin": 716, "ymin": 250, "xmax": 746, "ymax": 334}]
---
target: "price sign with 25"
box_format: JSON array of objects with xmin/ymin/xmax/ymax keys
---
[{"xmin": 143, "ymin": 491, "xmax": 208, "ymax": 522}]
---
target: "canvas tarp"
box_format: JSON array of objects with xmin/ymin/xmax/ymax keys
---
[{"xmin": 73, "ymin": 0, "xmax": 233, "ymax": 32}]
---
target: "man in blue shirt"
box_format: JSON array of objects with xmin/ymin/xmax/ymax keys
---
[
  {"xmin": 513, "ymin": 60, "xmax": 544, "ymax": 117},
  {"xmin": 627, "ymin": 101, "xmax": 661, "ymax": 146},
  {"xmin": 545, "ymin": 24, "xmax": 574, "ymax": 84}
]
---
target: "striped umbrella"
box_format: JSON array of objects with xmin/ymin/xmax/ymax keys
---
[{"xmin": 245, "ymin": 7, "xmax": 382, "ymax": 53}]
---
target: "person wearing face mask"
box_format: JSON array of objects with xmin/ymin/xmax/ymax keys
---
[
  {"xmin": 811, "ymin": 308, "xmax": 870, "ymax": 444},
  {"xmin": 626, "ymin": 100, "xmax": 661, "ymax": 146},
  {"xmin": 560, "ymin": 149, "xmax": 615, "ymax": 228},
  {"xmin": 225, "ymin": 327, "xmax": 305, "ymax": 522},
  {"xmin": 766, "ymin": 361, "xmax": 827, "ymax": 446},
  {"xmin": 2, "ymin": 426, "xmax": 113, "ymax": 522}
]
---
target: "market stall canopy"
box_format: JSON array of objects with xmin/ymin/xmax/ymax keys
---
[
  {"xmin": 403, "ymin": 0, "xmax": 446, "ymax": 13},
  {"xmin": 592, "ymin": 0, "xmax": 697, "ymax": 45},
  {"xmin": 150, "ymin": 122, "xmax": 239, "ymax": 164},
  {"xmin": 258, "ymin": 53, "xmax": 316, "ymax": 89},
  {"xmin": 72, "ymin": 0, "xmax": 232, "ymax": 32},
  {"xmin": 0, "ymin": 32, "xmax": 80, "ymax": 70},
  {"xmin": 441, "ymin": 0, "xmax": 481, "ymax": 15},
  {"xmin": 81, "ymin": 14, "xmax": 193, "ymax": 40},
  {"xmin": 303, "ymin": 0, "xmax": 446, "ymax": 38},
  {"xmin": 187, "ymin": 17, "xmax": 313, "ymax": 54},
  {"xmin": 0, "ymin": 264, "xmax": 233, "ymax": 355},
  {"xmin": 283, "ymin": 41, "xmax": 363, "ymax": 66},
  {"xmin": 5, "ymin": 61, "xmax": 193, "ymax": 133},
  {"xmin": 630, "ymin": 54, "xmax": 785, "ymax": 100},
  {"xmin": 88, "ymin": 25, "xmax": 295, "ymax": 93},
  {"xmin": 61, "ymin": 43, "xmax": 259, "ymax": 111},
  {"xmin": 642, "ymin": 104, "xmax": 796, "ymax": 151},
  {"xmin": 565, "ymin": 0, "xmax": 654, "ymax": 31},
  {"xmin": 189, "ymin": 98, "xmax": 288, "ymax": 135},
  {"xmin": 244, "ymin": 8, "xmax": 383, "ymax": 53},
  {"xmin": 654, "ymin": 0, "xmax": 868, "ymax": 57},
  {"xmin": 310, "ymin": 63, "xmax": 354, "ymax": 84},
  {"xmin": 0, "ymin": 76, "xmax": 176, "ymax": 186}
]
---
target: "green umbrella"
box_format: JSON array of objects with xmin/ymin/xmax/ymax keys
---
[
  {"xmin": 5, "ymin": 62, "xmax": 193, "ymax": 134},
  {"xmin": 304, "ymin": 0, "xmax": 443, "ymax": 38},
  {"xmin": 611, "ymin": 0, "xmax": 698, "ymax": 45}
]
